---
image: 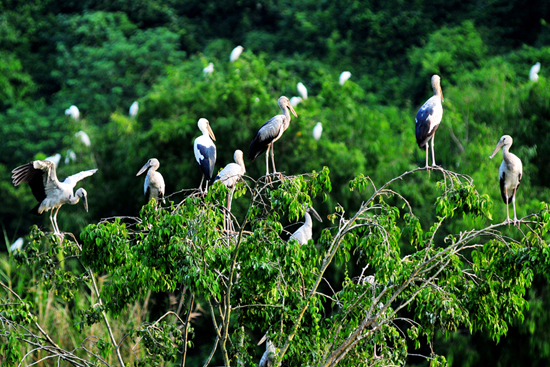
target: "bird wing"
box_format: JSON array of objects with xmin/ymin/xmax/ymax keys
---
[
  {"xmin": 215, "ymin": 163, "xmax": 243, "ymax": 188},
  {"xmin": 12, "ymin": 160, "xmax": 61, "ymax": 202},
  {"xmin": 62, "ymin": 168, "xmax": 98, "ymax": 188},
  {"xmin": 499, "ymin": 171, "xmax": 510, "ymax": 204},
  {"xmin": 415, "ymin": 97, "xmax": 441, "ymax": 148},
  {"xmin": 194, "ymin": 138, "xmax": 217, "ymax": 179},
  {"xmin": 248, "ymin": 115, "xmax": 285, "ymax": 160}
]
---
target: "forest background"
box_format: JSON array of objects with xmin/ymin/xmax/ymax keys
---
[{"xmin": 2, "ymin": 0, "xmax": 550, "ymax": 366}]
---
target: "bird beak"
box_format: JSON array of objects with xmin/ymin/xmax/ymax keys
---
[
  {"xmin": 288, "ymin": 103, "xmax": 298, "ymax": 118},
  {"xmin": 309, "ymin": 207, "xmax": 322, "ymax": 222},
  {"xmin": 439, "ymin": 87, "xmax": 444, "ymax": 103},
  {"xmin": 83, "ymin": 195, "xmax": 89, "ymax": 212},
  {"xmin": 489, "ymin": 140, "xmax": 503, "ymax": 159},
  {"xmin": 207, "ymin": 123, "xmax": 216, "ymax": 141},
  {"xmin": 136, "ymin": 161, "xmax": 150, "ymax": 176}
]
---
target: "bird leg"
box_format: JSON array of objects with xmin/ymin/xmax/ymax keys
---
[
  {"xmin": 53, "ymin": 206, "xmax": 62, "ymax": 235},
  {"xmin": 271, "ymin": 144, "xmax": 283, "ymax": 180},
  {"xmin": 265, "ymin": 145, "xmax": 272, "ymax": 185},
  {"xmin": 425, "ymin": 144, "xmax": 430, "ymax": 178},
  {"xmin": 512, "ymin": 189, "xmax": 519, "ymax": 226},
  {"xmin": 205, "ymin": 179, "xmax": 209, "ymax": 195},
  {"xmin": 504, "ymin": 187, "xmax": 511, "ymax": 226},
  {"xmin": 431, "ymin": 134, "xmax": 437, "ymax": 167},
  {"xmin": 49, "ymin": 210, "xmax": 57, "ymax": 234},
  {"xmin": 199, "ymin": 175, "xmax": 205, "ymax": 195}
]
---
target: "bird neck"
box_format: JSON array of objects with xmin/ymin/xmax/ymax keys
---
[
  {"xmin": 69, "ymin": 195, "xmax": 81, "ymax": 205},
  {"xmin": 304, "ymin": 211, "xmax": 312, "ymax": 227},
  {"xmin": 502, "ymin": 145, "xmax": 512, "ymax": 162}
]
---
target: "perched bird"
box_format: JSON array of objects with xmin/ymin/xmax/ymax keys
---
[
  {"xmin": 203, "ymin": 62, "xmax": 214, "ymax": 74},
  {"xmin": 249, "ymin": 96, "xmax": 298, "ymax": 177},
  {"xmin": 258, "ymin": 333, "xmax": 276, "ymax": 367},
  {"xmin": 289, "ymin": 96, "xmax": 302, "ymax": 107},
  {"xmin": 289, "ymin": 206, "xmax": 322, "ymax": 245},
  {"xmin": 339, "ymin": 71, "xmax": 352, "ymax": 85},
  {"xmin": 194, "ymin": 118, "xmax": 217, "ymax": 194},
  {"xmin": 45, "ymin": 153, "xmax": 61, "ymax": 167},
  {"xmin": 489, "ymin": 135, "xmax": 523, "ymax": 225},
  {"xmin": 12, "ymin": 160, "xmax": 97, "ymax": 234},
  {"xmin": 313, "ymin": 122, "xmax": 323, "ymax": 141},
  {"xmin": 529, "ymin": 62, "xmax": 541, "ymax": 81},
  {"xmin": 65, "ymin": 149, "xmax": 76, "ymax": 165},
  {"xmin": 136, "ymin": 158, "xmax": 166, "ymax": 205},
  {"xmin": 214, "ymin": 150, "xmax": 246, "ymax": 232},
  {"xmin": 297, "ymin": 82, "xmax": 308, "ymax": 100},
  {"xmin": 129, "ymin": 101, "xmax": 139, "ymax": 118},
  {"xmin": 10, "ymin": 237, "xmax": 24, "ymax": 252},
  {"xmin": 75, "ymin": 131, "xmax": 91, "ymax": 147},
  {"xmin": 65, "ymin": 105, "xmax": 80, "ymax": 120},
  {"xmin": 415, "ymin": 74, "xmax": 444, "ymax": 172},
  {"xmin": 230, "ymin": 45, "xmax": 244, "ymax": 62}
]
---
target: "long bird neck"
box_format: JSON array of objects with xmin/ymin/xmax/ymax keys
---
[
  {"xmin": 502, "ymin": 144, "xmax": 513, "ymax": 163},
  {"xmin": 280, "ymin": 103, "xmax": 291, "ymax": 122},
  {"xmin": 304, "ymin": 211, "xmax": 312, "ymax": 228},
  {"xmin": 69, "ymin": 195, "xmax": 81, "ymax": 205}
]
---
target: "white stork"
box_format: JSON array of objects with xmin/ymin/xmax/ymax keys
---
[
  {"xmin": 12, "ymin": 160, "xmax": 97, "ymax": 234},
  {"xmin": 289, "ymin": 206, "xmax": 322, "ymax": 245},
  {"xmin": 415, "ymin": 74, "xmax": 444, "ymax": 172},
  {"xmin": 136, "ymin": 158, "xmax": 166, "ymax": 205},
  {"xmin": 214, "ymin": 150, "xmax": 246, "ymax": 231},
  {"xmin": 230, "ymin": 46, "xmax": 244, "ymax": 62},
  {"xmin": 65, "ymin": 105, "xmax": 80, "ymax": 120},
  {"xmin": 530, "ymin": 62, "xmax": 541, "ymax": 81},
  {"xmin": 313, "ymin": 122, "xmax": 323, "ymax": 141},
  {"xmin": 489, "ymin": 135, "xmax": 523, "ymax": 225},
  {"xmin": 339, "ymin": 71, "xmax": 352, "ymax": 85},
  {"xmin": 129, "ymin": 101, "xmax": 139, "ymax": 118},
  {"xmin": 249, "ymin": 96, "xmax": 297, "ymax": 178},
  {"xmin": 297, "ymin": 82, "xmax": 308, "ymax": 100},
  {"xmin": 194, "ymin": 118, "xmax": 217, "ymax": 194}
]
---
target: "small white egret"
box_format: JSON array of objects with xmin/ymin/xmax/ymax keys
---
[
  {"xmin": 75, "ymin": 131, "xmax": 91, "ymax": 147},
  {"xmin": 530, "ymin": 62, "xmax": 541, "ymax": 81},
  {"xmin": 230, "ymin": 46, "xmax": 244, "ymax": 62},
  {"xmin": 12, "ymin": 160, "xmax": 97, "ymax": 234},
  {"xmin": 313, "ymin": 122, "xmax": 323, "ymax": 141},
  {"xmin": 289, "ymin": 96, "xmax": 302, "ymax": 107},
  {"xmin": 65, "ymin": 149, "xmax": 76, "ymax": 165},
  {"xmin": 65, "ymin": 105, "xmax": 80, "ymax": 120},
  {"xmin": 339, "ymin": 71, "xmax": 352, "ymax": 85},
  {"xmin": 129, "ymin": 101, "xmax": 139, "ymax": 118},
  {"xmin": 203, "ymin": 62, "xmax": 214, "ymax": 74},
  {"xmin": 297, "ymin": 82, "xmax": 308, "ymax": 99},
  {"xmin": 10, "ymin": 237, "xmax": 24, "ymax": 252}
]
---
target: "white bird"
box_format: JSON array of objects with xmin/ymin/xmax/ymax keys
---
[
  {"xmin": 129, "ymin": 101, "xmax": 139, "ymax": 118},
  {"xmin": 75, "ymin": 131, "xmax": 91, "ymax": 147},
  {"xmin": 12, "ymin": 160, "xmax": 97, "ymax": 234},
  {"xmin": 313, "ymin": 122, "xmax": 323, "ymax": 141},
  {"xmin": 136, "ymin": 158, "xmax": 166, "ymax": 205},
  {"xmin": 65, "ymin": 149, "xmax": 76, "ymax": 165},
  {"xmin": 530, "ymin": 62, "xmax": 541, "ymax": 81},
  {"xmin": 249, "ymin": 96, "xmax": 298, "ymax": 178},
  {"xmin": 339, "ymin": 71, "xmax": 352, "ymax": 85},
  {"xmin": 489, "ymin": 135, "xmax": 523, "ymax": 225},
  {"xmin": 45, "ymin": 153, "xmax": 61, "ymax": 167},
  {"xmin": 230, "ymin": 45, "xmax": 244, "ymax": 62},
  {"xmin": 214, "ymin": 150, "xmax": 246, "ymax": 232},
  {"xmin": 203, "ymin": 62, "xmax": 214, "ymax": 74},
  {"xmin": 297, "ymin": 82, "xmax": 308, "ymax": 100},
  {"xmin": 258, "ymin": 333, "xmax": 276, "ymax": 367},
  {"xmin": 65, "ymin": 105, "xmax": 80, "ymax": 120},
  {"xmin": 194, "ymin": 118, "xmax": 217, "ymax": 194},
  {"xmin": 415, "ymin": 74, "xmax": 444, "ymax": 172},
  {"xmin": 289, "ymin": 96, "xmax": 302, "ymax": 107},
  {"xmin": 289, "ymin": 207, "xmax": 322, "ymax": 245},
  {"xmin": 10, "ymin": 237, "xmax": 24, "ymax": 252}
]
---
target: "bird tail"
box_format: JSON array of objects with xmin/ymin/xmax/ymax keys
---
[
  {"xmin": 248, "ymin": 136, "xmax": 269, "ymax": 161},
  {"xmin": 30, "ymin": 204, "xmax": 42, "ymax": 216}
]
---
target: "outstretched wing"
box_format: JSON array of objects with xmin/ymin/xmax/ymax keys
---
[
  {"xmin": 12, "ymin": 160, "xmax": 60, "ymax": 202},
  {"xmin": 62, "ymin": 169, "xmax": 98, "ymax": 188}
]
